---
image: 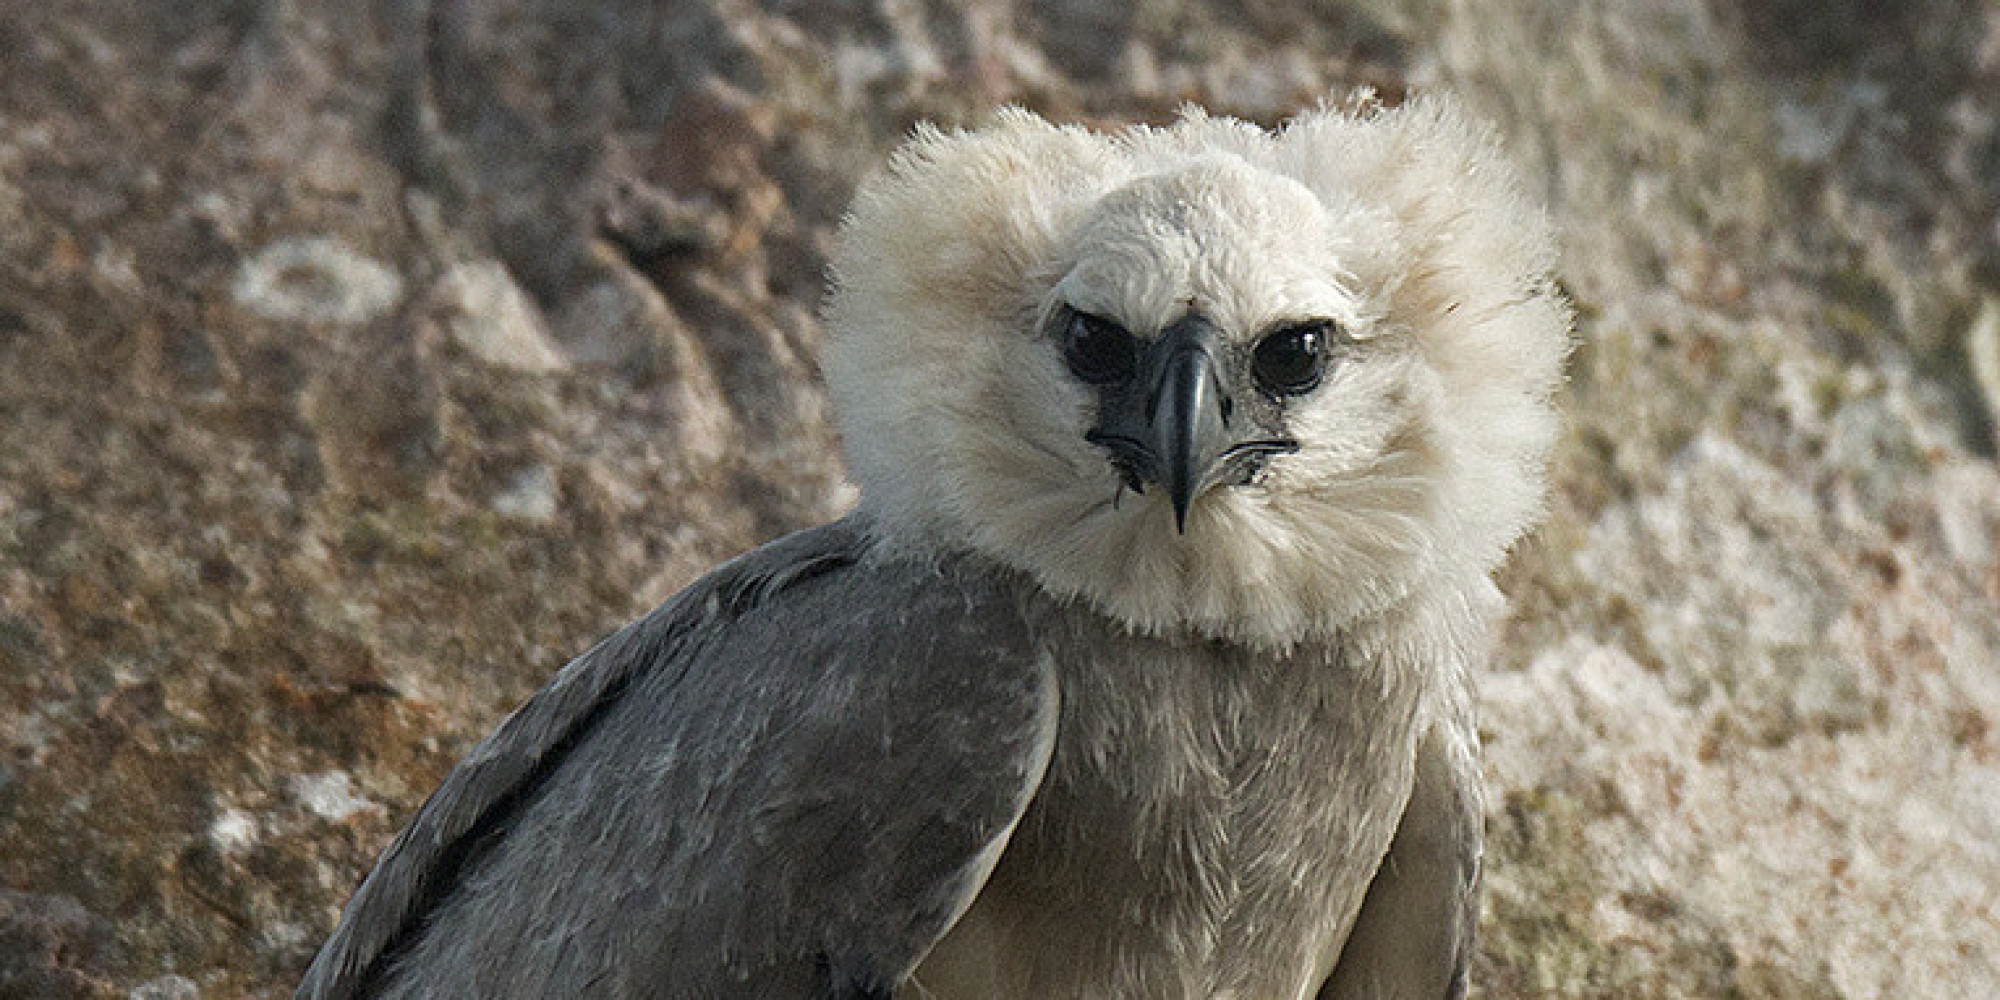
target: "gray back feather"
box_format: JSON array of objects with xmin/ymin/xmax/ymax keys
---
[{"xmin": 297, "ymin": 519, "xmax": 1057, "ymax": 999}]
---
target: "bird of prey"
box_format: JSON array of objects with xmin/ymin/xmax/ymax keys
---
[{"xmin": 297, "ymin": 94, "xmax": 1570, "ymax": 1000}]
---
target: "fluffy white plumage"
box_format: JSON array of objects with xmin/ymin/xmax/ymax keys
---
[{"xmin": 825, "ymin": 95, "xmax": 1569, "ymax": 646}]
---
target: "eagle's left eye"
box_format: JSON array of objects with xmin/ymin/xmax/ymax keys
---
[
  {"xmin": 1252, "ymin": 321, "xmax": 1333, "ymax": 397},
  {"xmin": 1064, "ymin": 311, "xmax": 1138, "ymax": 384}
]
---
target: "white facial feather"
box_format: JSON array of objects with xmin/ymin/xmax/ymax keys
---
[{"xmin": 822, "ymin": 95, "xmax": 1571, "ymax": 647}]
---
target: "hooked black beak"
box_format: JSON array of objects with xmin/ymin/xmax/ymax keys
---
[{"xmin": 1085, "ymin": 314, "xmax": 1298, "ymax": 533}]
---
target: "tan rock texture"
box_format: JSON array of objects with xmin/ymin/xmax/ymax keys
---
[{"xmin": 1, "ymin": 1, "xmax": 1994, "ymax": 997}]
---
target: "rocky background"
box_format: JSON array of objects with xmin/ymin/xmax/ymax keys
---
[{"xmin": 1, "ymin": 0, "xmax": 1995, "ymax": 997}]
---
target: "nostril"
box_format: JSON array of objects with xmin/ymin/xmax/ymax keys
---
[{"xmin": 1218, "ymin": 394, "xmax": 1234, "ymax": 427}]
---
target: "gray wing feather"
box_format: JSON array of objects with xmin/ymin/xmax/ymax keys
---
[
  {"xmin": 1317, "ymin": 713, "xmax": 1484, "ymax": 1000},
  {"xmin": 297, "ymin": 519, "xmax": 1057, "ymax": 1000}
]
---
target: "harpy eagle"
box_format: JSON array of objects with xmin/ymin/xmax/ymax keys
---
[{"xmin": 298, "ymin": 94, "xmax": 1570, "ymax": 1000}]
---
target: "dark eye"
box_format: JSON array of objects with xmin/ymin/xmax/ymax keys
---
[
  {"xmin": 1063, "ymin": 310, "xmax": 1138, "ymax": 384},
  {"xmin": 1252, "ymin": 321, "xmax": 1333, "ymax": 396}
]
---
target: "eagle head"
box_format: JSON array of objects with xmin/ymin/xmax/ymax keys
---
[{"xmin": 823, "ymin": 96, "xmax": 1570, "ymax": 647}]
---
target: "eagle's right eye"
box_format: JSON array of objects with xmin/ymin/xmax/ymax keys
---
[
  {"xmin": 1063, "ymin": 311, "xmax": 1138, "ymax": 384},
  {"xmin": 1252, "ymin": 321, "xmax": 1332, "ymax": 397}
]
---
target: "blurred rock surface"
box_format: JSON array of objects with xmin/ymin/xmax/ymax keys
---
[{"xmin": 0, "ymin": 0, "xmax": 1994, "ymax": 996}]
